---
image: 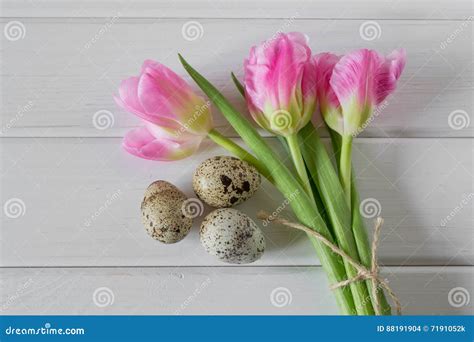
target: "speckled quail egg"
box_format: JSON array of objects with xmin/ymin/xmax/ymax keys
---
[
  {"xmin": 141, "ymin": 180, "xmax": 192, "ymax": 244},
  {"xmin": 200, "ymin": 208, "xmax": 265, "ymax": 264},
  {"xmin": 193, "ymin": 156, "xmax": 261, "ymax": 208}
]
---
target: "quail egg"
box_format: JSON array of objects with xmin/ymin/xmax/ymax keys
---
[
  {"xmin": 200, "ymin": 208, "xmax": 265, "ymax": 264},
  {"xmin": 141, "ymin": 180, "xmax": 192, "ymax": 244},
  {"xmin": 193, "ymin": 156, "xmax": 261, "ymax": 208}
]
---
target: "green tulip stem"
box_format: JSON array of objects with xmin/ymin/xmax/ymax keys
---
[
  {"xmin": 286, "ymin": 134, "xmax": 315, "ymax": 202},
  {"xmin": 340, "ymin": 135, "xmax": 353, "ymax": 207}
]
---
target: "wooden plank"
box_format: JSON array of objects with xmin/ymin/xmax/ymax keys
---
[
  {"xmin": 0, "ymin": 266, "xmax": 472, "ymax": 315},
  {"xmin": 0, "ymin": 19, "xmax": 472, "ymax": 138},
  {"xmin": 1, "ymin": 0, "xmax": 472, "ymax": 19},
  {"xmin": 1, "ymin": 137, "xmax": 472, "ymax": 267}
]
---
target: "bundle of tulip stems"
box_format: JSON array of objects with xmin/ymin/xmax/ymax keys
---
[{"xmin": 115, "ymin": 33, "xmax": 406, "ymax": 315}]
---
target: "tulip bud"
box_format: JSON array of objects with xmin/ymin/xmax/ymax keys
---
[
  {"xmin": 115, "ymin": 60, "xmax": 213, "ymax": 160},
  {"xmin": 315, "ymin": 48, "xmax": 406, "ymax": 137},
  {"xmin": 244, "ymin": 32, "xmax": 317, "ymax": 136}
]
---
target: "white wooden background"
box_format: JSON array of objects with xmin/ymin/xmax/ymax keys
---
[{"xmin": 0, "ymin": 0, "xmax": 473, "ymax": 315}]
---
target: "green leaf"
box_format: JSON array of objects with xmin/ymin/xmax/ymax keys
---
[
  {"xmin": 179, "ymin": 53, "xmax": 357, "ymax": 314},
  {"xmin": 231, "ymin": 72, "xmax": 245, "ymax": 97}
]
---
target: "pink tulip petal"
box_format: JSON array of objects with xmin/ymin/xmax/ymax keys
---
[
  {"xmin": 141, "ymin": 60, "xmax": 192, "ymax": 92},
  {"xmin": 141, "ymin": 59, "xmax": 162, "ymax": 74},
  {"xmin": 301, "ymin": 57, "xmax": 318, "ymax": 101},
  {"xmin": 114, "ymin": 76, "xmax": 185, "ymax": 130},
  {"xmin": 245, "ymin": 32, "xmax": 313, "ymax": 110},
  {"xmin": 137, "ymin": 73, "xmax": 180, "ymax": 119},
  {"xmin": 137, "ymin": 70, "xmax": 209, "ymax": 132},
  {"xmin": 138, "ymin": 61, "xmax": 195, "ymax": 120},
  {"xmin": 314, "ymin": 52, "xmax": 341, "ymax": 108},
  {"xmin": 114, "ymin": 94, "xmax": 183, "ymax": 131},
  {"xmin": 375, "ymin": 48, "xmax": 407, "ymax": 104},
  {"xmin": 116, "ymin": 77, "xmax": 146, "ymax": 115},
  {"xmin": 123, "ymin": 126, "xmax": 202, "ymax": 161},
  {"xmin": 387, "ymin": 48, "xmax": 406, "ymax": 80},
  {"xmin": 330, "ymin": 49, "xmax": 384, "ymax": 112}
]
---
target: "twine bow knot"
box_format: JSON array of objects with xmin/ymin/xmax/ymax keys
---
[{"xmin": 257, "ymin": 210, "xmax": 402, "ymax": 315}]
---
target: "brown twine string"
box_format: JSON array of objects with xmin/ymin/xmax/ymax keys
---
[{"xmin": 257, "ymin": 210, "xmax": 402, "ymax": 315}]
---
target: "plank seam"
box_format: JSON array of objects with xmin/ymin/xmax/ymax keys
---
[
  {"xmin": 0, "ymin": 17, "xmax": 471, "ymax": 21},
  {"xmin": 1, "ymin": 265, "xmax": 472, "ymax": 269}
]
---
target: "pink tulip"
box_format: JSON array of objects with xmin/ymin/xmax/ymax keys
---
[
  {"xmin": 244, "ymin": 32, "xmax": 317, "ymax": 136},
  {"xmin": 315, "ymin": 48, "xmax": 406, "ymax": 136},
  {"xmin": 115, "ymin": 60, "xmax": 213, "ymax": 161}
]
